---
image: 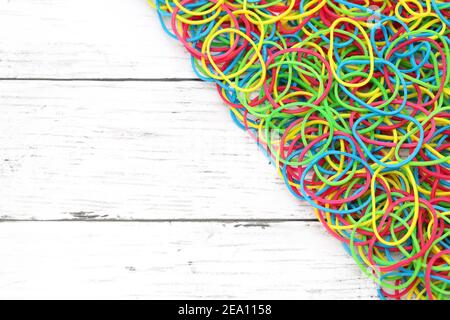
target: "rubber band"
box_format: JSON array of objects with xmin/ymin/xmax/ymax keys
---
[{"xmin": 150, "ymin": 0, "xmax": 450, "ymax": 300}]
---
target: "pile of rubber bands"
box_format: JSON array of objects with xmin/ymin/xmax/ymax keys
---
[{"xmin": 150, "ymin": 0, "xmax": 450, "ymax": 300}]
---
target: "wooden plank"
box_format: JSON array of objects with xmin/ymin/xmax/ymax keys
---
[
  {"xmin": 0, "ymin": 80, "xmax": 313, "ymax": 220},
  {"xmin": 0, "ymin": 0, "xmax": 193, "ymax": 79},
  {"xmin": 0, "ymin": 221, "xmax": 377, "ymax": 299}
]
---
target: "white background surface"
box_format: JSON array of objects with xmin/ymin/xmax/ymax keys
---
[{"xmin": 0, "ymin": 0, "xmax": 377, "ymax": 299}]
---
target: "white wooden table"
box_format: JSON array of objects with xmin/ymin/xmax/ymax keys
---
[{"xmin": 0, "ymin": 0, "xmax": 377, "ymax": 299}]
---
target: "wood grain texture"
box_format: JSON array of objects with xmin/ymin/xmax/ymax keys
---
[
  {"xmin": 0, "ymin": 80, "xmax": 313, "ymax": 220},
  {"xmin": 0, "ymin": 0, "xmax": 193, "ymax": 79},
  {"xmin": 0, "ymin": 221, "xmax": 377, "ymax": 299},
  {"xmin": 0, "ymin": 0, "xmax": 378, "ymax": 299}
]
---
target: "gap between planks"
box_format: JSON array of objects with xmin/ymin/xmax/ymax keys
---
[
  {"xmin": 0, "ymin": 218, "xmax": 319, "ymax": 223},
  {"xmin": 0, "ymin": 78, "xmax": 201, "ymax": 82}
]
